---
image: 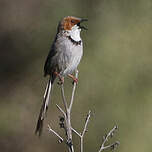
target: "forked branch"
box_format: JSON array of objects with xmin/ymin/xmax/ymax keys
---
[
  {"xmin": 47, "ymin": 70, "xmax": 119, "ymax": 152},
  {"xmin": 48, "ymin": 124, "xmax": 63, "ymax": 143},
  {"xmin": 98, "ymin": 125, "xmax": 120, "ymax": 152},
  {"xmin": 59, "ymin": 70, "xmax": 79, "ymax": 152},
  {"xmin": 80, "ymin": 110, "xmax": 91, "ymax": 152}
]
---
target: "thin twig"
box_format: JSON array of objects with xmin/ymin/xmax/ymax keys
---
[
  {"xmin": 82, "ymin": 110, "xmax": 91, "ymax": 137},
  {"xmin": 99, "ymin": 141, "xmax": 120, "ymax": 151},
  {"xmin": 48, "ymin": 125, "xmax": 63, "ymax": 143},
  {"xmin": 61, "ymin": 84, "xmax": 68, "ymax": 113},
  {"xmin": 98, "ymin": 125, "xmax": 119, "ymax": 152},
  {"xmin": 80, "ymin": 110, "xmax": 91, "ymax": 152},
  {"xmin": 60, "ymin": 71, "xmax": 79, "ymax": 152},
  {"xmin": 69, "ymin": 70, "xmax": 78, "ymax": 112},
  {"xmin": 61, "ymin": 86, "xmax": 73, "ymax": 151},
  {"xmin": 56, "ymin": 104, "xmax": 66, "ymax": 118},
  {"xmin": 71, "ymin": 127, "xmax": 81, "ymax": 137}
]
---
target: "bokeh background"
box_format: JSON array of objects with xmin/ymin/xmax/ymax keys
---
[{"xmin": 1, "ymin": 0, "xmax": 152, "ymax": 151}]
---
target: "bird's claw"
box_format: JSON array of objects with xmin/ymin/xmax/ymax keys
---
[
  {"xmin": 57, "ymin": 77, "xmax": 64, "ymax": 85},
  {"xmin": 72, "ymin": 78, "xmax": 78, "ymax": 85},
  {"xmin": 54, "ymin": 71, "xmax": 64, "ymax": 85},
  {"xmin": 68, "ymin": 74, "xmax": 78, "ymax": 85}
]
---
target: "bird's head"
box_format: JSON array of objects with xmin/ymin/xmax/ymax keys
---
[{"xmin": 58, "ymin": 16, "xmax": 88, "ymax": 32}]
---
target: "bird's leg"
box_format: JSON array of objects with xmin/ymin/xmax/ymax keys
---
[
  {"xmin": 54, "ymin": 72, "xmax": 64, "ymax": 84},
  {"xmin": 68, "ymin": 74, "xmax": 78, "ymax": 84}
]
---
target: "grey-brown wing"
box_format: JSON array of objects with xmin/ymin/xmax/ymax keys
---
[{"xmin": 44, "ymin": 36, "xmax": 58, "ymax": 77}]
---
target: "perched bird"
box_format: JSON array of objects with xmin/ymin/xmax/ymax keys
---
[{"xmin": 35, "ymin": 16, "xmax": 87, "ymax": 136}]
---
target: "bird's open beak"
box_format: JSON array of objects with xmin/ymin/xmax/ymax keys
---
[
  {"xmin": 78, "ymin": 18, "xmax": 88, "ymax": 30},
  {"xmin": 80, "ymin": 18, "xmax": 88, "ymax": 22}
]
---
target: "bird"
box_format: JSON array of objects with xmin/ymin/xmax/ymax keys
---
[{"xmin": 35, "ymin": 16, "xmax": 87, "ymax": 136}]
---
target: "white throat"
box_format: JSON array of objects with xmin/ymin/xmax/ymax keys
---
[{"xmin": 69, "ymin": 25, "xmax": 81, "ymax": 41}]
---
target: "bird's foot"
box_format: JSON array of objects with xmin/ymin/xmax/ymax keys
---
[
  {"xmin": 68, "ymin": 74, "xmax": 78, "ymax": 84},
  {"xmin": 57, "ymin": 77, "xmax": 64, "ymax": 85},
  {"xmin": 54, "ymin": 72, "xmax": 64, "ymax": 85}
]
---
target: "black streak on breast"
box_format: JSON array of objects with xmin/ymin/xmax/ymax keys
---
[{"xmin": 67, "ymin": 36, "xmax": 82, "ymax": 46}]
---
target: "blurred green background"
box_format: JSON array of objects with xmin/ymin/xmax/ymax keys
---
[{"xmin": 1, "ymin": 0, "xmax": 152, "ymax": 151}]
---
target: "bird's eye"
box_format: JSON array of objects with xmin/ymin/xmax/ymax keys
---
[{"xmin": 71, "ymin": 20, "xmax": 75, "ymax": 23}]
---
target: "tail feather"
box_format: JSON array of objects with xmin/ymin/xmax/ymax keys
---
[{"xmin": 35, "ymin": 78, "xmax": 52, "ymax": 136}]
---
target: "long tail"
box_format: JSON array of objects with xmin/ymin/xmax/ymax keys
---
[{"xmin": 35, "ymin": 78, "xmax": 52, "ymax": 136}]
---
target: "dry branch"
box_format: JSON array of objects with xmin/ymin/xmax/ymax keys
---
[
  {"xmin": 48, "ymin": 124, "xmax": 63, "ymax": 143},
  {"xmin": 98, "ymin": 125, "xmax": 120, "ymax": 152},
  {"xmin": 47, "ymin": 70, "xmax": 119, "ymax": 152}
]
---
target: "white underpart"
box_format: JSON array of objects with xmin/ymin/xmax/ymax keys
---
[
  {"xmin": 69, "ymin": 25, "xmax": 81, "ymax": 41},
  {"xmin": 56, "ymin": 24, "xmax": 83, "ymax": 76}
]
